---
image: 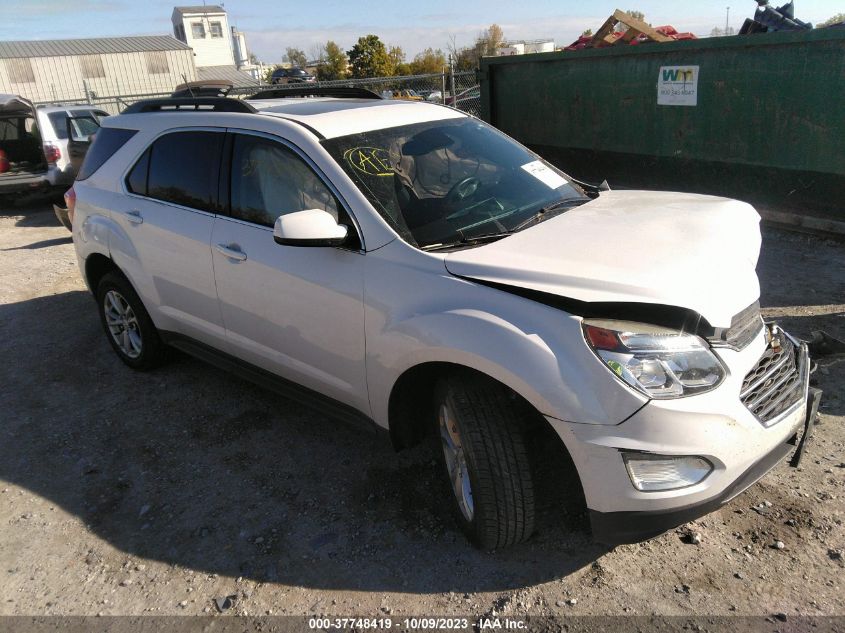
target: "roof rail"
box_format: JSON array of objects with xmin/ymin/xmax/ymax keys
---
[
  {"xmin": 121, "ymin": 97, "xmax": 257, "ymax": 114},
  {"xmin": 247, "ymin": 86, "xmax": 383, "ymax": 101}
]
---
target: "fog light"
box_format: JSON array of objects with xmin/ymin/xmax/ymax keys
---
[{"xmin": 622, "ymin": 453, "xmax": 713, "ymax": 491}]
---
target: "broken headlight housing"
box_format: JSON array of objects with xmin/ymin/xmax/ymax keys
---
[{"xmin": 583, "ymin": 320, "xmax": 726, "ymax": 399}]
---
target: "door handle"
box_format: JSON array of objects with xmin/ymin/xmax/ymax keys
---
[
  {"xmin": 125, "ymin": 210, "xmax": 143, "ymax": 225},
  {"xmin": 215, "ymin": 243, "xmax": 247, "ymax": 261}
]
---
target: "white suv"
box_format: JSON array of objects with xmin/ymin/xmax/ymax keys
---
[{"xmin": 70, "ymin": 91, "xmax": 819, "ymax": 549}]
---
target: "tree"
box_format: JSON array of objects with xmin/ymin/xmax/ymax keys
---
[
  {"xmin": 317, "ymin": 40, "xmax": 348, "ymax": 80},
  {"xmin": 309, "ymin": 44, "xmax": 326, "ymax": 66},
  {"xmin": 454, "ymin": 47, "xmax": 477, "ymax": 71},
  {"xmin": 248, "ymin": 52, "xmax": 259, "ymax": 65},
  {"xmin": 818, "ymin": 13, "xmax": 845, "ymax": 27},
  {"xmin": 710, "ymin": 26, "xmax": 735, "ymax": 37},
  {"xmin": 484, "ymin": 24, "xmax": 505, "ymax": 56},
  {"xmin": 387, "ymin": 45, "xmax": 409, "ymax": 75},
  {"xmin": 410, "ymin": 48, "xmax": 447, "ymax": 75},
  {"xmin": 581, "ymin": 28, "xmax": 593, "ymax": 36},
  {"xmin": 284, "ymin": 47, "xmax": 307, "ymax": 68},
  {"xmin": 347, "ymin": 35, "xmax": 393, "ymax": 78},
  {"xmin": 446, "ymin": 23, "xmax": 506, "ymax": 72}
]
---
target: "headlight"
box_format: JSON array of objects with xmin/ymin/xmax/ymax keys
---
[{"xmin": 583, "ymin": 319, "xmax": 726, "ymax": 398}]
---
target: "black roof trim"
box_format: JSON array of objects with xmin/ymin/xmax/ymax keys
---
[
  {"xmin": 248, "ymin": 86, "xmax": 383, "ymax": 101},
  {"xmin": 122, "ymin": 98, "xmax": 256, "ymax": 114},
  {"xmin": 273, "ymin": 116, "xmax": 326, "ymax": 140}
]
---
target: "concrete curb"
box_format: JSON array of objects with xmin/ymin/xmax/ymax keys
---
[{"xmin": 759, "ymin": 209, "xmax": 845, "ymax": 239}]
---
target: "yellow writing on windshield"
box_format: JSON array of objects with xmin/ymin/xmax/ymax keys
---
[{"xmin": 344, "ymin": 147, "xmax": 394, "ymax": 177}]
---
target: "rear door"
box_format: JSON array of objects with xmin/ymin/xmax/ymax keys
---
[
  {"xmin": 210, "ymin": 130, "xmax": 369, "ymax": 413},
  {"xmin": 114, "ymin": 128, "xmax": 226, "ymax": 347},
  {"xmin": 65, "ymin": 115, "xmax": 100, "ymax": 175}
]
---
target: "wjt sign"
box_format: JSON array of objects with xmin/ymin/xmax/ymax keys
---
[{"xmin": 657, "ymin": 65, "xmax": 699, "ymax": 106}]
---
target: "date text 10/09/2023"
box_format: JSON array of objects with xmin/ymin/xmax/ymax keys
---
[{"xmin": 308, "ymin": 617, "xmax": 528, "ymax": 630}]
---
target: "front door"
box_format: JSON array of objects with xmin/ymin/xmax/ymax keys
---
[{"xmin": 211, "ymin": 131, "xmax": 369, "ymax": 414}]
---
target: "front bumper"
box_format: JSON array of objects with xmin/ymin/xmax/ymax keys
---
[
  {"xmin": 590, "ymin": 386, "xmax": 821, "ymax": 545},
  {"xmin": 547, "ymin": 326, "xmax": 819, "ymax": 545}
]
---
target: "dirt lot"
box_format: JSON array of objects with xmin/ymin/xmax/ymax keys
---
[{"xmin": 0, "ymin": 196, "xmax": 843, "ymax": 621}]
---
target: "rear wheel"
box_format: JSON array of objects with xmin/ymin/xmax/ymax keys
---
[
  {"xmin": 434, "ymin": 372, "xmax": 535, "ymax": 549},
  {"xmin": 96, "ymin": 271, "xmax": 167, "ymax": 370}
]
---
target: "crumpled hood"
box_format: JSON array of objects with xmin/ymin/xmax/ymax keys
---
[{"xmin": 444, "ymin": 190, "xmax": 762, "ymax": 328}]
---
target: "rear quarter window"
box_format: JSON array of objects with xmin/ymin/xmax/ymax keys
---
[{"xmin": 76, "ymin": 127, "xmax": 137, "ymax": 180}]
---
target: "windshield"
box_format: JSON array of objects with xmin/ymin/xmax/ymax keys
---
[{"xmin": 322, "ymin": 117, "xmax": 589, "ymax": 249}]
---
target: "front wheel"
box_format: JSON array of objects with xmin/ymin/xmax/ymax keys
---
[{"xmin": 434, "ymin": 373, "xmax": 536, "ymax": 549}]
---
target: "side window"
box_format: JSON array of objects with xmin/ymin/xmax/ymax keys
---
[
  {"xmin": 126, "ymin": 148, "xmax": 150, "ymax": 196},
  {"xmin": 230, "ymin": 134, "xmax": 340, "ymax": 228},
  {"xmin": 147, "ymin": 131, "xmax": 223, "ymax": 212}
]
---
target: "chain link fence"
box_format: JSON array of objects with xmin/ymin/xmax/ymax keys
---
[{"xmin": 32, "ymin": 71, "xmax": 480, "ymax": 118}]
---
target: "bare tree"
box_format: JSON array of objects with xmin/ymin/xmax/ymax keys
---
[
  {"xmin": 309, "ymin": 44, "xmax": 326, "ymax": 66},
  {"xmin": 284, "ymin": 47, "xmax": 307, "ymax": 68}
]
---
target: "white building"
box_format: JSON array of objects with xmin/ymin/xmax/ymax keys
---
[
  {"xmin": 171, "ymin": 5, "xmax": 259, "ymax": 86},
  {"xmin": 496, "ymin": 39, "xmax": 555, "ymax": 56},
  {"xmin": 0, "ymin": 36, "xmax": 196, "ymax": 104},
  {"xmin": 171, "ymin": 5, "xmax": 234, "ymax": 67}
]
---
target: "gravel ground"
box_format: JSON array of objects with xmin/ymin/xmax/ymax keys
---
[{"xmin": 0, "ymin": 196, "xmax": 843, "ymax": 620}]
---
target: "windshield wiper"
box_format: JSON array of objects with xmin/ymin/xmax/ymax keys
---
[
  {"xmin": 421, "ymin": 231, "xmax": 513, "ymax": 251},
  {"xmin": 511, "ymin": 197, "xmax": 587, "ymax": 233}
]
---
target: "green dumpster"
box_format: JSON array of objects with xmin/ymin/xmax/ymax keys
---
[{"xmin": 480, "ymin": 28, "xmax": 845, "ymax": 217}]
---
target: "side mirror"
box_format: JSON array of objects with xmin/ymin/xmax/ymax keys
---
[{"xmin": 273, "ymin": 209, "xmax": 348, "ymax": 247}]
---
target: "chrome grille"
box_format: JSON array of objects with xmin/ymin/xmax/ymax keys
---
[{"xmin": 740, "ymin": 328, "xmax": 805, "ymax": 425}]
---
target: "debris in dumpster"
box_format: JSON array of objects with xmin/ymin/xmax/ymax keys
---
[
  {"xmin": 566, "ymin": 11, "xmax": 697, "ymax": 50},
  {"xmin": 740, "ymin": 1, "xmax": 813, "ymax": 34}
]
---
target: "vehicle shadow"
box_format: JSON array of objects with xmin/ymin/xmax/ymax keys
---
[
  {"xmin": 0, "ymin": 193, "xmax": 63, "ymax": 226},
  {"xmin": 2, "ymin": 236, "xmax": 72, "ymax": 251},
  {"xmin": 0, "ymin": 290, "xmax": 607, "ymax": 594}
]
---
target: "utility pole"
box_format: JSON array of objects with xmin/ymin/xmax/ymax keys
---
[
  {"xmin": 449, "ymin": 54, "xmax": 456, "ymax": 107},
  {"xmin": 726, "ymin": 6, "xmax": 730, "ymax": 35}
]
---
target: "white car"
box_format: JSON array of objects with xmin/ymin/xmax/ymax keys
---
[
  {"xmin": 69, "ymin": 92, "xmax": 818, "ymax": 549},
  {"xmin": 35, "ymin": 104, "xmax": 110, "ymax": 185},
  {"xmin": 0, "ymin": 94, "xmax": 108, "ymax": 201}
]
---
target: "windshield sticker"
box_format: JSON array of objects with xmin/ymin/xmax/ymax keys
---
[
  {"xmin": 344, "ymin": 147, "xmax": 394, "ymax": 177},
  {"xmin": 521, "ymin": 160, "xmax": 567, "ymax": 189}
]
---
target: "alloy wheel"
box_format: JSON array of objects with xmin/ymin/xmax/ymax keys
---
[
  {"xmin": 103, "ymin": 290, "xmax": 143, "ymax": 359},
  {"xmin": 439, "ymin": 402, "xmax": 474, "ymax": 521}
]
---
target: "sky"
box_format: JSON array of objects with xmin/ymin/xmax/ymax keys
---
[{"xmin": 1, "ymin": 0, "xmax": 843, "ymax": 62}]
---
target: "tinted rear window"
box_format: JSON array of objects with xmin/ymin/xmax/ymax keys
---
[
  {"xmin": 76, "ymin": 127, "xmax": 137, "ymax": 180},
  {"xmin": 147, "ymin": 131, "xmax": 223, "ymax": 212}
]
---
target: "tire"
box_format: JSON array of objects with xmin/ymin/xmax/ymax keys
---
[
  {"xmin": 434, "ymin": 372, "xmax": 536, "ymax": 549},
  {"xmin": 96, "ymin": 271, "xmax": 167, "ymax": 370}
]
